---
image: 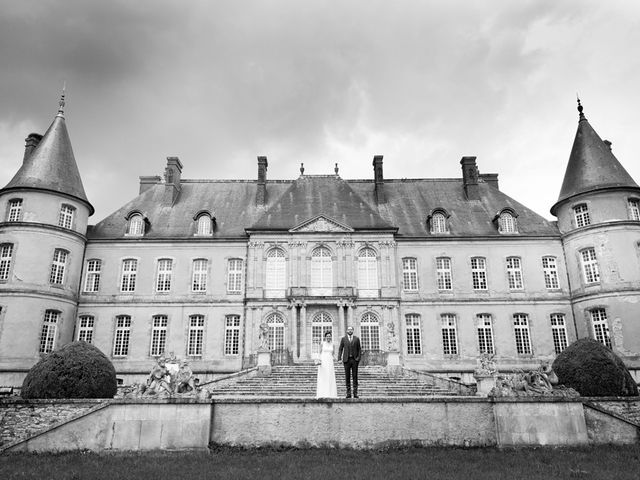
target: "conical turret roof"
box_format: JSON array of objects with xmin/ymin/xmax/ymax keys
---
[
  {"xmin": 1, "ymin": 98, "xmax": 93, "ymax": 215},
  {"xmin": 551, "ymin": 101, "xmax": 639, "ymax": 215}
]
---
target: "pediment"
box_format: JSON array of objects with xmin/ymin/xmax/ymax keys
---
[{"xmin": 290, "ymin": 215, "xmax": 354, "ymax": 233}]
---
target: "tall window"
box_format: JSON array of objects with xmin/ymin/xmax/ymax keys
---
[
  {"xmin": 360, "ymin": 312, "xmax": 380, "ymax": 350},
  {"xmin": 121, "ymin": 259, "xmax": 138, "ymax": 292},
  {"xmin": 357, "ymin": 248, "xmax": 378, "ymax": 293},
  {"xmin": 49, "ymin": 249, "xmax": 68, "ymax": 285},
  {"xmin": 156, "ymin": 259, "xmax": 173, "ymax": 292},
  {"xmin": 192, "ymin": 259, "xmax": 208, "ymax": 292},
  {"xmin": 628, "ymin": 199, "xmax": 640, "ymax": 221},
  {"xmin": 405, "ymin": 314, "xmax": 422, "ymax": 355},
  {"xmin": 266, "ymin": 248, "xmax": 286, "ymax": 291},
  {"xmin": 311, "ymin": 246, "xmax": 332, "ymax": 290},
  {"xmin": 542, "ymin": 256, "xmax": 560, "ymax": 290},
  {"xmin": 311, "ymin": 312, "xmax": 333, "ymax": 355},
  {"xmin": 224, "ymin": 315, "xmax": 241, "ymax": 355},
  {"xmin": 196, "ymin": 214, "xmax": 212, "ymax": 236},
  {"xmin": 498, "ymin": 211, "xmax": 517, "ymax": 233},
  {"xmin": 402, "ymin": 258, "xmax": 418, "ymax": 291},
  {"xmin": 431, "ymin": 212, "xmax": 447, "ymax": 234},
  {"xmin": 591, "ymin": 308, "xmax": 611, "ymax": 348},
  {"xmin": 83, "ymin": 259, "xmax": 101, "ymax": 292},
  {"xmin": 550, "ymin": 314, "xmax": 568, "ymax": 354},
  {"xmin": 187, "ymin": 315, "xmax": 205, "ymax": 356},
  {"xmin": 513, "ymin": 314, "xmax": 532, "ymax": 355},
  {"xmin": 113, "ymin": 315, "xmax": 131, "ymax": 357},
  {"xmin": 39, "ymin": 310, "xmax": 59, "ymax": 354},
  {"xmin": 471, "ymin": 257, "xmax": 487, "ymax": 290},
  {"xmin": 506, "ymin": 257, "xmax": 523, "ymax": 290},
  {"xmin": 477, "ymin": 314, "xmax": 495, "ymax": 354},
  {"xmin": 77, "ymin": 315, "xmax": 94, "ymax": 343},
  {"xmin": 7, "ymin": 199, "xmax": 22, "ymax": 222},
  {"xmin": 573, "ymin": 204, "xmax": 590, "ymax": 228},
  {"xmin": 150, "ymin": 315, "xmax": 168, "ymax": 356},
  {"xmin": 580, "ymin": 248, "xmax": 600, "ymax": 284},
  {"xmin": 436, "ymin": 257, "xmax": 452, "ymax": 290},
  {"xmin": 127, "ymin": 214, "xmax": 144, "ymax": 236},
  {"xmin": 58, "ymin": 205, "xmax": 75, "ymax": 229},
  {"xmin": 0, "ymin": 243, "xmax": 13, "ymax": 281},
  {"xmin": 227, "ymin": 259, "xmax": 243, "ymax": 293},
  {"xmin": 266, "ymin": 313, "xmax": 285, "ymax": 350},
  {"xmin": 441, "ymin": 314, "xmax": 458, "ymax": 355}
]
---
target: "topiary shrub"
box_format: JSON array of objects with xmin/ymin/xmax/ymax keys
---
[
  {"xmin": 21, "ymin": 341, "xmax": 117, "ymax": 399},
  {"xmin": 552, "ymin": 338, "xmax": 638, "ymax": 397}
]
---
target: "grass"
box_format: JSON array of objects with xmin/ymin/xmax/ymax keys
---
[{"xmin": 1, "ymin": 445, "xmax": 639, "ymax": 480}]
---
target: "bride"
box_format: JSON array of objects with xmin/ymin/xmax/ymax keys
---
[{"xmin": 316, "ymin": 331, "xmax": 337, "ymax": 398}]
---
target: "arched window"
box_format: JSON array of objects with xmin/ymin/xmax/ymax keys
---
[
  {"xmin": 357, "ymin": 247, "xmax": 378, "ymax": 296},
  {"xmin": 196, "ymin": 214, "xmax": 213, "ymax": 236},
  {"xmin": 431, "ymin": 212, "xmax": 447, "ymax": 234},
  {"xmin": 127, "ymin": 213, "xmax": 145, "ymax": 236},
  {"xmin": 311, "ymin": 246, "xmax": 332, "ymax": 291},
  {"xmin": 311, "ymin": 311, "xmax": 333, "ymax": 355},
  {"xmin": 266, "ymin": 313, "xmax": 285, "ymax": 351},
  {"xmin": 266, "ymin": 247, "xmax": 286, "ymax": 292},
  {"xmin": 360, "ymin": 312, "xmax": 380, "ymax": 350},
  {"xmin": 497, "ymin": 210, "xmax": 517, "ymax": 234}
]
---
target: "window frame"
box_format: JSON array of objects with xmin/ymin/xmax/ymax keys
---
[
  {"xmin": 58, "ymin": 204, "xmax": 75, "ymax": 230},
  {"xmin": 224, "ymin": 315, "xmax": 241, "ymax": 356},
  {"xmin": 513, "ymin": 313, "xmax": 532, "ymax": 355},
  {"xmin": 83, "ymin": 259, "xmax": 102, "ymax": 293},
  {"xmin": 628, "ymin": 198, "xmax": 640, "ymax": 221},
  {"xmin": 402, "ymin": 257, "xmax": 419, "ymax": 291},
  {"xmin": 497, "ymin": 210, "xmax": 518, "ymax": 234},
  {"xmin": 357, "ymin": 247, "xmax": 379, "ymax": 293},
  {"xmin": 542, "ymin": 256, "xmax": 560, "ymax": 290},
  {"xmin": 7, "ymin": 198, "xmax": 22, "ymax": 222},
  {"xmin": 227, "ymin": 258, "xmax": 243, "ymax": 294},
  {"xmin": 580, "ymin": 247, "xmax": 600, "ymax": 285},
  {"xmin": 550, "ymin": 313, "xmax": 568, "ymax": 354},
  {"xmin": 476, "ymin": 314, "xmax": 495, "ymax": 355},
  {"xmin": 0, "ymin": 243, "xmax": 14, "ymax": 282},
  {"xmin": 266, "ymin": 312, "xmax": 285, "ymax": 351},
  {"xmin": 195, "ymin": 214, "xmax": 213, "ymax": 236},
  {"xmin": 440, "ymin": 313, "xmax": 459, "ymax": 356},
  {"xmin": 310, "ymin": 246, "xmax": 333, "ymax": 290},
  {"xmin": 471, "ymin": 256, "xmax": 488, "ymax": 290},
  {"xmin": 590, "ymin": 308, "xmax": 611, "ymax": 348},
  {"xmin": 436, "ymin": 256, "xmax": 453, "ymax": 291},
  {"xmin": 120, "ymin": 258, "xmax": 138, "ymax": 292},
  {"xmin": 187, "ymin": 314, "xmax": 205, "ymax": 356},
  {"xmin": 405, "ymin": 314, "xmax": 422, "ymax": 355},
  {"xmin": 573, "ymin": 203, "xmax": 591, "ymax": 228},
  {"xmin": 155, "ymin": 258, "xmax": 173, "ymax": 292},
  {"xmin": 360, "ymin": 312, "xmax": 380, "ymax": 351},
  {"xmin": 126, "ymin": 213, "xmax": 145, "ymax": 236},
  {"xmin": 49, "ymin": 248, "xmax": 68, "ymax": 285},
  {"xmin": 430, "ymin": 211, "xmax": 448, "ymax": 234},
  {"xmin": 191, "ymin": 258, "xmax": 208, "ymax": 293},
  {"xmin": 265, "ymin": 247, "xmax": 287, "ymax": 291},
  {"xmin": 150, "ymin": 314, "xmax": 168, "ymax": 357},
  {"xmin": 506, "ymin": 256, "xmax": 524, "ymax": 290},
  {"xmin": 113, "ymin": 315, "xmax": 132, "ymax": 357},
  {"xmin": 39, "ymin": 310, "xmax": 59, "ymax": 354},
  {"xmin": 77, "ymin": 315, "xmax": 95, "ymax": 343}
]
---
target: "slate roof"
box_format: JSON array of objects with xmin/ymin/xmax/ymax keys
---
[
  {"xmin": 1, "ymin": 112, "xmax": 93, "ymax": 214},
  {"xmin": 89, "ymin": 174, "xmax": 559, "ymax": 240},
  {"xmin": 551, "ymin": 107, "xmax": 640, "ymax": 215}
]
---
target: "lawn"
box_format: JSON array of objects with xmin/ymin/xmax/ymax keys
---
[{"xmin": 1, "ymin": 445, "xmax": 639, "ymax": 480}]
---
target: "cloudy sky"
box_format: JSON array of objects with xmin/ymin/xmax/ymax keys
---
[{"xmin": 1, "ymin": 0, "xmax": 639, "ymax": 222}]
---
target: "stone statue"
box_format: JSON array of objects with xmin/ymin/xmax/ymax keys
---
[
  {"xmin": 386, "ymin": 322, "xmax": 398, "ymax": 351},
  {"xmin": 474, "ymin": 353, "xmax": 497, "ymax": 376},
  {"xmin": 490, "ymin": 362, "xmax": 577, "ymax": 398},
  {"xmin": 259, "ymin": 322, "xmax": 270, "ymax": 350},
  {"xmin": 176, "ymin": 360, "xmax": 195, "ymax": 393},
  {"xmin": 146, "ymin": 357, "xmax": 172, "ymax": 395}
]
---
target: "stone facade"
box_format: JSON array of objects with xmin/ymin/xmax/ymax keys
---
[{"xmin": 1, "ymin": 98, "xmax": 639, "ymax": 386}]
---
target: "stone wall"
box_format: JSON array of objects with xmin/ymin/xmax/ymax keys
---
[{"xmin": 0, "ymin": 399, "xmax": 103, "ymax": 448}]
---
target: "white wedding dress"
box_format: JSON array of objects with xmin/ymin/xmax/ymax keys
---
[{"xmin": 316, "ymin": 341, "xmax": 337, "ymax": 398}]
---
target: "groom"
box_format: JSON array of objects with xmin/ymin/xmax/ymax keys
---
[{"xmin": 337, "ymin": 326, "xmax": 361, "ymax": 398}]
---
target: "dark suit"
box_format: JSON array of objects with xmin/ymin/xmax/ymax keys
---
[{"xmin": 338, "ymin": 334, "xmax": 361, "ymax": 397}]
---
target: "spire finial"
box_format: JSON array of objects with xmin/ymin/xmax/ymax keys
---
[
  {"xmin": 57, "ymin": 82, "xmax": 66, "ymax": 117},
  {"xmin": 300, "ymin": 163, "xmax": 304, "ymax": 175},
  {"xmin": 576, "ymin": 93, "xmax": 585, "ymax": 119},
  {"xmin": 334, "ymin": 163, "xmax": 339, "ymax": 175}
]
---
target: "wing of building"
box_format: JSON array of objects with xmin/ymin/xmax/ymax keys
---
[{"xmin": 1, "ymin": 97, "xmax": 639, "ymax": 387}]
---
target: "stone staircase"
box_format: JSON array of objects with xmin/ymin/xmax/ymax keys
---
[{"xmin": 209, "ymin": 364, "xmax": 464, "ymax": 398}]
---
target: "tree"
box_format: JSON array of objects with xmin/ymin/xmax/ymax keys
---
[
  {"xmin": 552, "ymin": 338, "xmax": 638, "ymax": 397},
  {"xmin": 21, "ymin": 342, "xmax": 117, "ymax": 399}
]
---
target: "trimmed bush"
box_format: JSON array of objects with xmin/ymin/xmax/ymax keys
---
[
  {"xmin": 552, "ymin": 338, "xmax": 638, "ymax": 397},
  {"xmin": 21, "ymin": 342, "xmax": 117, "ymax": 399}
]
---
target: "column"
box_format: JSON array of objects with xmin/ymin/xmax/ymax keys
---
[
  {"xmin": 338, "ymin": 301, "xmax": 345, "ymax": 335},
  {"xmin": 300, "ymin": 303, "xmax": 307, "ymax": 359}
]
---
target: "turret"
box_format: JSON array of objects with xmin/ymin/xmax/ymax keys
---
[{"xmin": 0, "ymin": 92, "xmax": 92, "ymax": 386}]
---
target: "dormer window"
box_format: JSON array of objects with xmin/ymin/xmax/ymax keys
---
[
  {"xmin": 126, "ymin": 213, "xmax": 145, "ymax": 236},
  {"xmin": 496, "ymin": 209, "xmax": 518, "ymax": 234},
  {"xmin": 427, "ymin": 209, "xmax": 450, "ymax": 234},
  {"xmin": 194, "ymin": 211, "xmax": 214, "ymax": 236},
  {"xmin": 628, "ymin": 198, "xmax": 640, "ymax": 221},
  {"xmin": 573, "ymin": 204, "xmax": 590, "ymax": 228}
]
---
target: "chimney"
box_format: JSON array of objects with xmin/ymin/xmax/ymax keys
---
[
  {"xmin": 479, "ymin": 173, "xmax": 499, "ymax": 190},
  {"xmin": 23, "ymin": 133, "xmax": 43, "ymax": 163},
  {"xmin": 139, "ymin": 175, "xmax": 162, "ymax": 195},
  {"xmin": 373, "ymin": 155, "xmax": 385, "ymax": 204},
  {"xmin": 460, "ymin": 156, "xmax": 480, "ymax": 200},
  {"xmin": 164, "ymin": 156, "xmax": 183, "ymax": 204},
  {"xmin": 256, "ymin": 156, "xmax": 268, "ymax": 206}
]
